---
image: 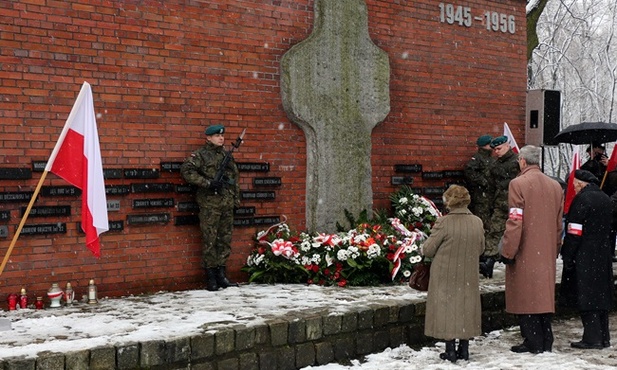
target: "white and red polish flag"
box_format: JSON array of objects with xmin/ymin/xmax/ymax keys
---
[
  {"xmin": 564, "ymin": 149, "xmax": 581, "ymax": 214},
  {"xmin": 503, "ymin": 122, "xmax": 520, "ymax": 154},
  {"xmin": 45, "ymin": 82, "xmax": 108, "ymax": 257}
]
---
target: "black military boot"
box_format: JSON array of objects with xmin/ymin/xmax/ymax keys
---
[
  {"xmin": 439, "ymin": 340, "xmax": 457, "ymax": 363},
  {"xmin": 216, "ymin": 266, "xmax": 239, "ymax": 289},
  {"xmin": 457, "ymin": 339, "xmax": 469, "ymax": 360},
  {"xmin": 480, "ymin": 257, "xmax": 496, "ymax": 278},
  {"xmin": 206, "ymin": 268, "xmax": 219, "ymax": 291}
]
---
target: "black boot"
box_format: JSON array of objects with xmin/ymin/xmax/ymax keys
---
[
  {"xmin": 216, "ymin": 266, "xmax": 239, "ymax": 289},
  {"xmin": 480, "ymin": 257, "xmax": 495, "ymax": 278},
  {"xmin": 206, "ymin": 268, "xmax": 219, "ymax": 291},
  {"xmin": 457, "ymin": 339, "xmax": 469, "ymax": 360},
  {"xmin": 439, "ymin": 340, "xmax": 457, "ymax": 363}
]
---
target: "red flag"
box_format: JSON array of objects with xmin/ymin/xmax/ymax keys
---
[
  {"xmin": 45, "ymin": 82, "xmax": 108, "ymax": 257},
  {"xmin": 606, "ymin": 146, "xmax": 617, "ymax": 173},
  {"xmin": 503, "ymin": 122, "xmax": 520, "ymax": 153},
  {"xmin": 564, "ymin": 150, "xmax": 581, "ymax": 214}
]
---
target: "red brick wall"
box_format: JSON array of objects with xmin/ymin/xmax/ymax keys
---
[{"xmin": 0, "ymin": 0, "xmax": 527, "ymax": 300}]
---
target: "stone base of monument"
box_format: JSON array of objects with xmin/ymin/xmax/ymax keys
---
[{"xmin": 0, "ymin": 318, "xmax": 11, "ymax": 331}]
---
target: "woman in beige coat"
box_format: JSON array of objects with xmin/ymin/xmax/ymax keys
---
[{"xmin": 422, "ymin": 185, "xmax": 485, "ymax": 363}]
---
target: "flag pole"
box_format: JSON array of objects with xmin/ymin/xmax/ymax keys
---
[{"xmin": 0, "ymin": 170, "xmax": 49, "ymax": 276}]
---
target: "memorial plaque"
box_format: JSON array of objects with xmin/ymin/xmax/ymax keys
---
[
  {"xmin": 0, "ymin": 192, "xmax": 34, "ymax": 203},
  {"xmin": 241, "ymin": 191, "xmax": 276, "ymax": 200},
  {"xmin": 253, "ymin": 177, "xmax": 282, "ymax": 187},
  {"xmin": 233, "ymin": 218, "xmax": 254, "ymax": 227},
  {"xmin": 411, "ymin": 187, "xmax": 423, "ymax": 194},
  {"xmin": 175, "ymin": 215, "xmax": 199, "ymax": 226},
  {"xmin": 106, "ymin": 185, "xmax": 131, "ymax": 196},
  {"xmin": 107, "ymin": 200, "xmax": 121, "ymax": 212},
  {"xmin": 160, "ymin": 162, "xmax": 183, "ymax": 172},
  {"xmin": 394, "ymin": 164, "xmax": 422, "ymax": 173},
  {"xmin": 41, "ymin": 186, "xmax": 81, "ymax": 197},
  {"xmin": 443, "ymin": 170, "xmax": 464, "ymax": 178},
  {"xmin": 131, "ymin": 183, "xmax": 175, "ymax": 193},
  {"xmin": 391, "ymin": 176, "xmax": 413, "ymax": 186},
  {"xmin": 176, "ymin": 184, "xmax": 196, "ymax": 193},
  {"xmin": 32, "ymin": 161, "xmax": 47, "ymax": 172},
  {"xmin": 103, "ymin": 169, "xmax": 123, "ymax": 179},
  {"xmin": 0, "ymin": 210, "xmax": 10, "ymax": 222},
  {"xmin": 78, "ymin": 220, "xmax": 124, "ymax": 232},
  {"xmin": 0, "ymin": 168, "xmax": 32, "ymax": 180},
  {"xmin": 254, "ymin": 216, "xmax": 281, "ymax": 226},
  {"xmin": 124, "ymin": 169, "xmax": 160, "ymax": 179},
  {"xmin": 20, "ymin": 223, "xmax": 67, "ymax": 235},
  {"xmin": 132, "ymin": 198, "xmax": 175, "ymax": 209},
  {"xmin": 234, "ymin": 206, "xmax": 255, "ymax": 216},
  {"xmin": 423, "ymin": 187, "xmax": 446, "ymax": 195},
  {"xmin": 177, "ymin": 201, "xmax": 199, "ymax": 213},
  {"xmin": 430, "ymin": 197, "xmax": 445, "ymax": 207},
  {"xmin": 422, "ymin": 171, "xmax": 444, "ymax": 180},
  {"xmin": 127, "ymin": 213, "xmax": 170, "ymax": 225},
  {"xmin": 0, "ymin": 225, "xmax": 7, "ymax": 238},
  {"xmin": 21, "ymin": 206, "xmax": 71, "ymax": 218},
  {"xmin": 237, "ymin": 162, "xmax": 270, "ymax": 172}
]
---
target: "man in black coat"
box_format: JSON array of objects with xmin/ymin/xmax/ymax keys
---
[{"xmin": 560, "ymin": 169, "xmax": 614, "ymax": 349}]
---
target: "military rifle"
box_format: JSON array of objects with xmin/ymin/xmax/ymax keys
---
[{"xmin": 212, "ymin": 128, "xmax": 246, "ymax": 191}]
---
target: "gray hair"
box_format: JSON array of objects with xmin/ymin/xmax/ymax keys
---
[{"xmin": 519, "ymin": 145, "xmax": 541, "ymax": 165}]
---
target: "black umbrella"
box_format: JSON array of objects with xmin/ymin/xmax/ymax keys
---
[{"xmin": 554, "ymin": 121, "xmax": 617, "ymax": 145}]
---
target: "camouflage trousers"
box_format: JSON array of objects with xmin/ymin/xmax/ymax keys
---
[
  {"xmin": 484, "ymin": 206, "xmax": 508, "ymax": 257},
  {"xmin": 197, "ymin": 195, "xmax": 235, "ymax": 268},
  {"xmin": 471, "ymin": 198, "xmax": 492, "ymax": 234}
]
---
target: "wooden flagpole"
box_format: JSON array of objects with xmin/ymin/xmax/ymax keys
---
[{"xmin": 0, "ymin": 170, "xmax": 49, "ymax": 276}]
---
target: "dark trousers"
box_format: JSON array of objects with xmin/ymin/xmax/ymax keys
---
[
  {"xmin": 519, "ymin": 314, "xmax": 553, "ymax": 352},
  {"xmin": 580, "ymin": 310, "xmax": 610, "ymax": 344}
]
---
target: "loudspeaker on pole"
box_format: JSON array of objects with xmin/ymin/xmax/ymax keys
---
[{"xmin": 525, "ymin": 89, "xmax": 561, "ymax": 146}]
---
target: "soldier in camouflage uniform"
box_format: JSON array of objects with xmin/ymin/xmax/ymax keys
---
[
  {"xmin": 464, "ymin": 135, "xmax": 495, "ymax": 233},
  {"xmin": 482, "ymin": 135, "xmax": 519, "ymax": 278},
  {"xmin": 181, "ymin": 124, "xmax": 240, "ymax": 291}
]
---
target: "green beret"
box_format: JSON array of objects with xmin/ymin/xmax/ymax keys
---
[
  {"xmin": 490, "ymin": 135, "xmax": 508, "ymax": 148},
  {"xmin": 205, "ymin": 124, "xmax": 225, "ymax": 136},
  {"xmin": 476, "ymin": 135, "xmax": 493, "ymax": 147}
]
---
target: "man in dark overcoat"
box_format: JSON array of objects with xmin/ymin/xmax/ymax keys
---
[
  {"xmin": 501, "ymin": 145, "xmax": 564, "ymax": 354},
  {"xmin": 560, "ymin": 169, "xmax": 614, "ymax": 349}
]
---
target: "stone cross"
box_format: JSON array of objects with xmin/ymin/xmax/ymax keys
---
[{"xmin": 281, "ymin": 0, "xmax": 390, "ymax": 232}]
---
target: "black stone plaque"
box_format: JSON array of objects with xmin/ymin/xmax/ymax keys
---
[
  {"xmin": 160, "ymin": 162, "xmax": 183, "ymax": 172},
  {"xmin": 411, "ymin": 187, "xmax": 423, "ymax": 194},
  {"xmin": 0, "ymin": 192, "xmax": 34, "ymax": 203},
  {"xmin": 391, "ymin": 176, "xmax": 413, "ymax": 186},
  {"xmin": 394, "ymin": 164, "xmax": 422, "ymax": 173},
  {"xmin": 175, "ymin": 215, "xmax": 199, "ymax": 226},
  {"xmin": 32, "ymin": 161, "xmax": 47, "ymax": 172},
  {"xmin": 430, "ymin": 197, "xmax": 445, "ymax": 207},
  {"xmin": 0, "ymin": 210, "xmax": 10, "ymax": 222},
  {"xmin": 234, "ymin": 206, "xmax": 255, "ymax": 216},
  {"xmin": 254, "ymin": 216, "xmax": 281, "ymax": 226},
  {"xmin": 41, "ymin": 186, "xmax": 81, "ymax": 197},
  {"xmin": 107, "ymin": 200, "xmax": 121, "ymax": 212},
  {"xmin": 21, "ymin": 206, "xmax": 71, "ymax": 218},
  {"xmin": 77, "ymin": 220, "xmax": 124, "ymax": 232},
  {"xmin": 241, "ymin": 191, "xmax": 276, "ymax": 200},
  {"xmin": 127, "ymin": 213, "xmax": 170, "ymax": 225},
  {"xmin": 422, "ymin": 171, "xmax": 444, "ymax": 180},
  {"xmin": 0, "ymin": 168, "xmax": 32, "ymax": 180},
  {"xmin": 443, "ymin": 170, "xmax": 464, "ymax": 178},
  {"xmin": 103, "ymin": 169, "xmax": 123, "ymax": 179},
  {"xmin": 237, "ymin": 162, "xmax": 270, "ymax": 172},
  {"xmin": 177, "ymin": 201, "xmax": 199, "ymax": 213},
  {"xmin": 124, "ymin": 169, "xmax": 160, "ymax": 179},
  {"xmin": 131, "ymin": 183, "xmax": 175, "ymax": 193},
  {"xmin": 0, "ymin": 225, "xmax": 7, "ymax": 238},
  {"xmin": 20, "ymin": 223, "xmax": 67, "ymax": 235},
  {"xmin": 423, "ymin": 187, "xmax": 446, "ymax": 195},
  {"xmin": 106, "ymin": 185, "xmax": 131, "ymax": 196},
  {"xmin": 132, "ymin": 198, "xmax": 175, "ymax": 209},
  {"xmin": 176, "ymin": 184, "xmax": 196, "ymax": 193},
  {"xmin": 253, "ymin": 177, "xmax": 282, "ymax": 187},
  {"xmin": 234, "ymin": 218, "xmax": 254, "ymax": 227}
]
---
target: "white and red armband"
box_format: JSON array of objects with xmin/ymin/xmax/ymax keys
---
[
  {"xmin": 567, "ymin": 222, "xmax": 583, "ymax": 236},
  {"xmin": 508, "ymin": 207, "xmax": 523, "ymax": 221}
]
